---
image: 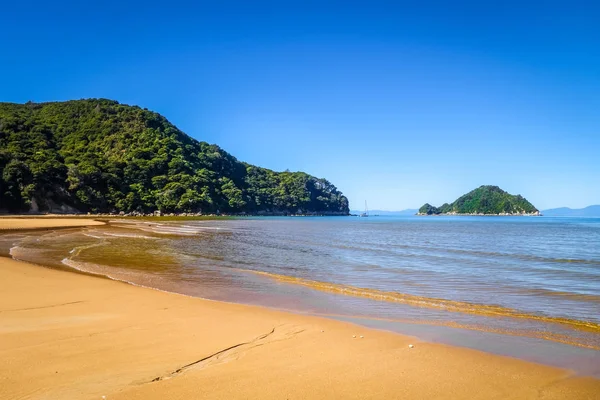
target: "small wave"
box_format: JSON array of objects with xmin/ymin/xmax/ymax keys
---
[
  {"xmin": 247, "ymin": 270, "xmax": 600, "ymax": 333},
  {"xmin": 512, "ymin": 287, "xmax": 600, "ymax": 304},
  {"xmin": 9, "ymin": 245, "xmax": 22, "ymax": 258},
  {"xmin": 61, "ymin": 258, "xmax": 98, "ymax": 274},
  {"xmin": 101, "ymin": 232, "xmax": 159, "ymax": 240},
  {"xmin": 103, "ymin": 220, "xmax": 229, "ymax": 237},
  {"xmin": 142, "ymin": 226, "xmax": 209, "ymax": 236},
  {"xmin": 8, "ymin": 245, "xmax": 50, "ymax": 263},
  {"xmin": 329, "ymin": 239, "xmax": 600, "ymax": 268},
  {"xmin": 67, "ymin": 241, "xmax": 107, "ymax": 259},
  {"xmin": 83, "ymin": 233, "xmax": 105, "ymax": 239},
  {"xmin": 179, "ymin": 224, "xmax": 223, "ymax": 231},
  {"xmin": 61, "ymin": 258, "xmax": 141, "ymax": 281}
]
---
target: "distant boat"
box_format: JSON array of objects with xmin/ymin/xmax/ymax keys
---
[{"xmin": 360, "ymin": 201, "xmax": 369, "ymax": 217}]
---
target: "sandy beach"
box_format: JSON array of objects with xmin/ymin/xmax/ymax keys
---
[
  {"xmin": 1, "ymin": 220, "xmax": 599, "ymax": 399},
  {"xmin": 0, "ymin": 217, "xmax": 105, "ymax": 230}
]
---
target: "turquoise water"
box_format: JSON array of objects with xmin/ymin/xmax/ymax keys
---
[{"xmin": 3, "ymin": 215, "xmax": 599, "ymax": 374}]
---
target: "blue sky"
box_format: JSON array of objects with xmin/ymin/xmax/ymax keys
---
[{"xmin": 2, "ymin": 1, "xmax": 599, "ymax": 210}]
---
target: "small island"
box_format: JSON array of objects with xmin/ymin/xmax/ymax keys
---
[{"xmin": 418, "ymin": 185, "xmax": 540, "ymax": 216}]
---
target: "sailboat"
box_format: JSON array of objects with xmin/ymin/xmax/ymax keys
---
[{"xmin": 360, "ymin": 200, "xmax": 369, "ymax": 217}]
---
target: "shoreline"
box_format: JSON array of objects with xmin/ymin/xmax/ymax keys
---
[
  {"xmin": 2, "ymin": 257, "xmax": 600, "ymax": 399},
  {"xmin": 0, "ymin": 211, "xmax": 350, "ymax": 218},
  {"xmin": 2, "ymin": 219, "xmax": 600, "ymax": 398}
]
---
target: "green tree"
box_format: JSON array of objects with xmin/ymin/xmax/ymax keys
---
[{"xmin": 0, "ymin": 99, "xmax": 350, "ymax": 215}]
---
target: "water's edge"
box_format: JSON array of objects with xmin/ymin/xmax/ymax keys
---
[{"xmin": 1, "ymin": 219, "xmax": 599, "ymax": 377}]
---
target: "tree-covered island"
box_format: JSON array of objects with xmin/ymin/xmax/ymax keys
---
[{"xmin": 418, "ymin": 185, "xmax": 539, "ymax": 216}]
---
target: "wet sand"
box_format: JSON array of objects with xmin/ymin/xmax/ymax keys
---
[{"xmin": 1, "ymin": 220, "xmax": 599, "ymax": 399}]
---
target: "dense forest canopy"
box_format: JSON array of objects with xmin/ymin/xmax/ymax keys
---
[
  {"xmin": 0, "ymin": 99, "xmax": 349, "ymax": 215},
  {"xmin": 418, "ymin": 185, "xmax": 539, "ymax": 215}
]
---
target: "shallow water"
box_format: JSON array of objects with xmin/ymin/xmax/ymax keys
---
[{"xmin": 3, "ymin": 216, "xmax": 599, "ymax": 375}]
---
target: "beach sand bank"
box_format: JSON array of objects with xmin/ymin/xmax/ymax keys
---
[
  {"xmin": 0, "ymin": 217, "xmax": 105, "ymax": 230},
  {"xmin": 1, "ymin": 220, "xmax": 599, "ymax": 399}
]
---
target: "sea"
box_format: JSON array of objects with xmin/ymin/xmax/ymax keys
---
[{"xmin": 2, "ymin": 216, "xmax": 599, "ymax": 375}]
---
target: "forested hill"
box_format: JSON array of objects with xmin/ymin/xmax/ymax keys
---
[
  {"xmin": 0, "ymin": 99, "xmax": 349, "ymax": 215},
  {"xmin": 418, "ymin": 185, "xmax": 539, "ymax": 216}
]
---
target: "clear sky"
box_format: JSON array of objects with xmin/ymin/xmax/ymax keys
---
[{"xmin": 2, "ymin": 1, "xmax": 599, "ymax": 210}]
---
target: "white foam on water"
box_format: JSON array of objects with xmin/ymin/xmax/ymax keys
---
[
  {"xmin": 83, "ymin": 233, "xmax": 104, "ymax": 239},
  {"xmin": 8, "ymin": 245, "xmax": 49, "ymax": 263},
  {"xmin": 142, "ymin": 227, "xmax": 202, "ymax": 236},
  {"xmin": 104, "ymin": 220, "xmax": 228, "ymax": 238},
  {"xmin": 9, "ymin": 245, "xmax": 21, "ymax": 258},
  {"xmin": 180, "ymin": 224, "xmax": 223, "ymax": 231},
  {"xmin": 101, "ymin": 232, "xmax": 158, "ymax": 240}
]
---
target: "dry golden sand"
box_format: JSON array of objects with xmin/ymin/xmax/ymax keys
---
[
  {"xmin": 0, "ymin": 220, "xmax": 599, "ymax": 399},
  {"xmin": 0, "ymin": 217, "xmax": 105, "ymax": 230}
]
